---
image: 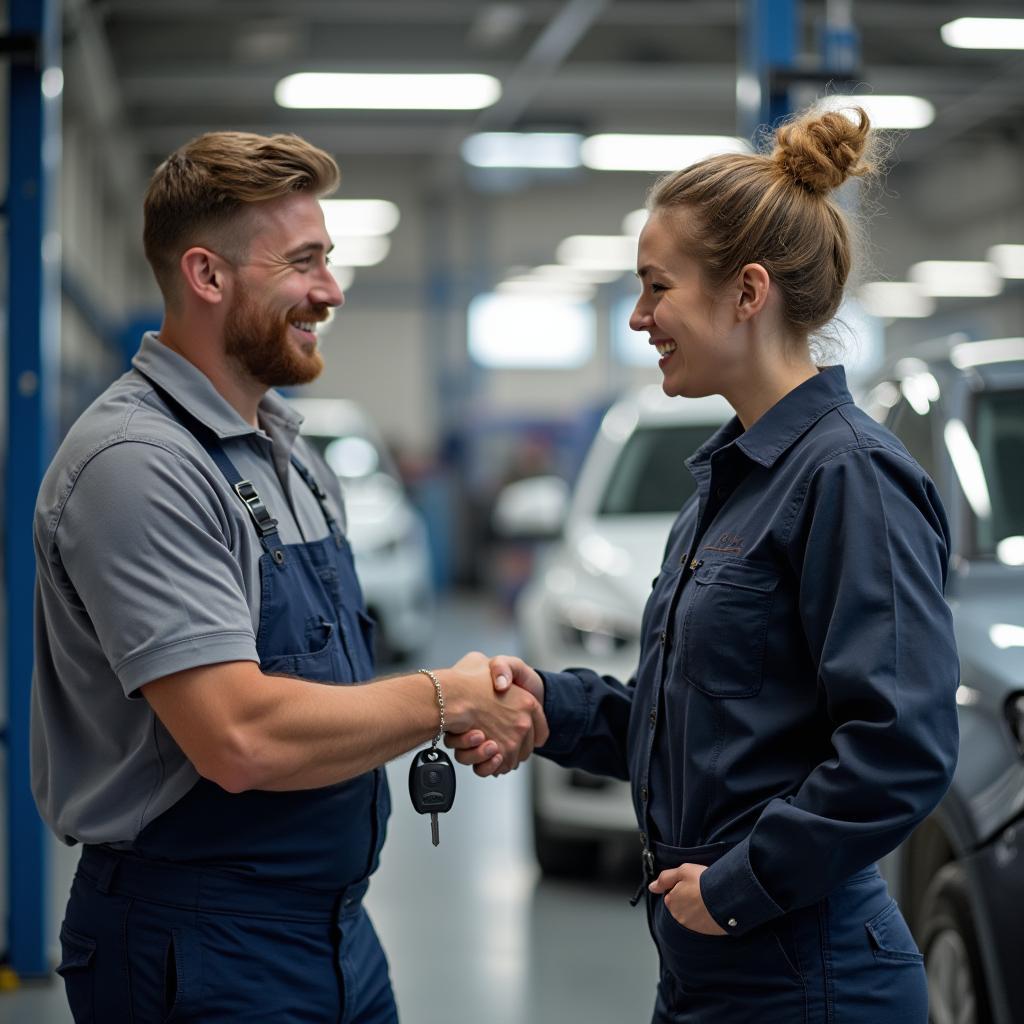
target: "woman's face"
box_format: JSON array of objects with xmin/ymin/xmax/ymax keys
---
[{"xmin": 629, "ymin": 210, "xmax": 740, "ymax": 399}]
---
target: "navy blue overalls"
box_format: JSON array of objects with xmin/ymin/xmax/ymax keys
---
[{"xmin": 58, "ymin": 382, "xmax": 397, "ymax": 1024}]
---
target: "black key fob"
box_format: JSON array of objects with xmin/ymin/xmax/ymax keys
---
[{"xmin": 408, "ymin": 747, "xmax": 456, "ymax": 815}]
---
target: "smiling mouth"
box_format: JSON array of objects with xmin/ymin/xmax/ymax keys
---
[
  {"xmin": 653, "ymin": 339, "xmax": 677, "ymax": 357},
  {"xmin": 289, "ymin": 320, "xmax": 320, "ymax": 334}
]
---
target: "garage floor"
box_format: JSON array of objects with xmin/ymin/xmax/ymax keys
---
[{"xmin": 0, "ymin": 591, "xmax": 658, "ymax": 1023}]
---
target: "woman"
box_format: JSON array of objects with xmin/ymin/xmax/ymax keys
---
[{"xmin": 455, "ymin": 105, "xmax": 959, "ymax": 1022}]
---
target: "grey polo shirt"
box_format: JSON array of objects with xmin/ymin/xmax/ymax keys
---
[{"xmin": 31, "ymin": 332, "xmax": 349, "ymax": 846}]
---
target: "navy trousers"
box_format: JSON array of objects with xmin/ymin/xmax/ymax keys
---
[
  {"xmin": 58, "ymin": 847, "xmax": 398, "ymax": 1024},
  {"xmin": 650, "ymin": 860, "xmax": 927, "ymax": 1023}
]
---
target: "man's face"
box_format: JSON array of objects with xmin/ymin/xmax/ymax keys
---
[{"xmin": 223, "ymin": 193, "xmax": 344, "ymax": 388}]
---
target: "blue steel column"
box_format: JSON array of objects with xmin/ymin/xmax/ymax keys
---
[
  {"xmin": 738, "ymin": 0, "xmax": 799, "ymax": 143},
  {"xmin": 4, "ymin": 0, "xmax": 61, "ymax": 977}
]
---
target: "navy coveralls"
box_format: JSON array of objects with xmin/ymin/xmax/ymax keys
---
[
  {"xmin": 540, "ymin": 367, "xmax": 960, "ymax": 1023},
  {"xmin": 58, "ymin": 384, "xmax": 396, "ymax": 1023}
]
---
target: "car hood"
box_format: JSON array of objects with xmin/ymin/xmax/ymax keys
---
[
  {"xmin": 952, "ymin": 583, "xmax": 1024, "ymax": 695},
  {"xmin": 555, "ymin": 514, "xmax": 676, "ymax": 613}
]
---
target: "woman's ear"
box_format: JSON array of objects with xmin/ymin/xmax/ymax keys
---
[
  {"xmin": 179, "ymin": 247, "xmax": 231, "ymax": 306},
  {"xmin": 735, "ymin": 262, "xmax": 771, "ymax": 322}
]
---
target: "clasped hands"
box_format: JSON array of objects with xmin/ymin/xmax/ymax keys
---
[{"xmin": 440, "ymin": 652, "xmax": 546, "ymax": 777}]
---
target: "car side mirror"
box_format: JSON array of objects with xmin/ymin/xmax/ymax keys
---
[{"xmin": 491, "ymin": 475, "xmax": 570, "ymax": 541}]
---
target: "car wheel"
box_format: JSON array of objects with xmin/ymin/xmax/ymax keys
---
[{"xmin": 920, "ymin": 862, "xmax": 991, "ymax": 1024}]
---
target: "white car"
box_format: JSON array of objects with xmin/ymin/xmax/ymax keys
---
[
  {"xmin": 513, "ymin": 386, "xmax": 732, "ymax": 873},
  {"xmin": 289, "ymin": 397, "xmax": 435, "ymax": 665}
]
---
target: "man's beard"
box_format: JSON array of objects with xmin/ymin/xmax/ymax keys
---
[{"xmin": 224, "ymin": 284, "xmax": 326, "ymax": 388}]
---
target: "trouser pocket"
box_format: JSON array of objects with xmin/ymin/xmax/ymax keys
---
[{"xmin": 57, "ymin": 923, "xmax": 97, "ymax": 1024}]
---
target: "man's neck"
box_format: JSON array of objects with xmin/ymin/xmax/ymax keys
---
[{"xmin": 158, "ymin": 318, "xmax": 264, "ymax": 428}]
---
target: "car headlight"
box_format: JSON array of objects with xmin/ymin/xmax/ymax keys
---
[
  {"xmin": 555, "ymin": 602, "xmax": 638, "ymax": 657},
  {"xmin": 1005, "ymin": 693, "xmax": 1024, "ymax": 755}
]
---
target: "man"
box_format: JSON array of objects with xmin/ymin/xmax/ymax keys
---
[{"xmin": 32, "ymin": 131, "xmax": 544, "ymax": 1023}]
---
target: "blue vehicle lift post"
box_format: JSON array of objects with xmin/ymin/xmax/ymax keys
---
[{"xmin": 3, "ymin": 0, "xmax": 61, "ymax": 978}]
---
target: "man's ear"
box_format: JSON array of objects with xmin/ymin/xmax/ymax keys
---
[
  {"xmin": 179, "ymin": 247, "xmax": 231, "ymax": 306},
  {"xmin": 735, "ymin": 262, "xmax": 771, "ymax": 322}
]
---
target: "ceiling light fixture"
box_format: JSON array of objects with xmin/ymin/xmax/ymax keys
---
[
  {"xmin": 320, "ymin": 199, "xmax": 400, "ymax": 237},
  {"xmin": 327, "ymin": 236, "xmax": 391, "ymax": 267},
  {"xmin": 909, "ymin": 261, "xmax": 1003, "ymax": 298},
  {"xmin": 857, "ymin": 282, "xmax": 935, "ymax": 318},
  {"xmin": 556, "ymin": 234, "xmax": 638, "ymax": 271},
  {"xmin": 941, "ymin": 17, "xmax": 1024, "ymax": 50},
  {"xmin": 580, "ymin": 134, "xmax": 749, "ymax": 172},
  {"xmin": 622, "ymin": 209, "xmax": 648, "ymax": 237},
  {"xmin": 820, "ymin": 94, "xmax": 935, "ymax": 130},
  {"xmin": 987, "ymin": 244, "xmax": 1024, "ymax": 279},
  {"xmin": 275, "ymin": 73, "xmax": 501, "ymax": 110},
  {"xmin": 461, "ymin": 132, "xmax": 582, "ymax": 168}
]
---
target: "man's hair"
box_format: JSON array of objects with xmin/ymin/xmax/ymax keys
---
[{"xmin": 143, "ymin": 131, "xmax": 340, "ymax": 305}]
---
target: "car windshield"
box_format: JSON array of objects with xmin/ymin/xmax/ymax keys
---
[
  {"xmin": 599, "ymin": 424, "xmax": 716, "ymax": 515},
  {"xmin": 971, "ymin": 388, "xmax": 1024, "ymax": 558}
]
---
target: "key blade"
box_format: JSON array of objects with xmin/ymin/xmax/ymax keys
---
[{"xmin": 430, "ymin": 813, "xmax": 440, "ymax": 847}]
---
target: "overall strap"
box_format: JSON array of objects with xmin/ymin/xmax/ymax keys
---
[
  {"xmin": 290, "ymin": 454, "xmax": 344, "ymax": 547},
  {"xmin": 136, "ymin": 370, "xmax": 285, "ymax": 556}
]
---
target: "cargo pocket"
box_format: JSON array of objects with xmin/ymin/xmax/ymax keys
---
[
  {"xmin": 866, "ymin": 900, "xmax": 924, "ymax": 963},
  {"xmin": 682, "ymin": 560, "xmax": 778, "ymax": 697},
  {"xmin": 57, "ymin": 924, "xmax": 96, "ymax": 1024}
]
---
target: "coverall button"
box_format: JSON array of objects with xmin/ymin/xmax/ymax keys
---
[
  {"xmin": 727, "ymin": 918, "xmax": 738, "ymax": 928},
  {"xmin": 641, "ymin": 785, "xmax": 648, "ymax": 802},
  {"xmin": 649, "ymin": 708, "xmax": 657, "ymax": 726}
]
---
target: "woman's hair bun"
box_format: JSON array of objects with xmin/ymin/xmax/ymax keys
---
[{"xmin": 771, "ymin": 105, "xmax": 871, "ymax": 194}]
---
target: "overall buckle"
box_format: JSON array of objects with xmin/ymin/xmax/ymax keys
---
[{"xmin": 233, "ymin": 480, "xmax": 279, "ymax": 539}]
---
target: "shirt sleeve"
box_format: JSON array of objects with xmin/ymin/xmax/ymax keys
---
[
  {"xmin": 700, "ymin": 444, "xmax": 960, "ymax": 934},
  {"xmin": 537, "ymin": 667, "xmax": 634, "ymax": 780},
  {"xmin": 54, "ymin": 440, "xmax": 260, "ymax": 695}
]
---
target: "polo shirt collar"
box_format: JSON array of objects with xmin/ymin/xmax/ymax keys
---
[
  {"xmin": 131, "ymin": 331, "xmax": 303, "ymax": 444},
  {"xmin": 687, "ymin": 365, "xmax": 853, "ymax": 472}
]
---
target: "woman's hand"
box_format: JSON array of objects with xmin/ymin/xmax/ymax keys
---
[
  {"xmin": 446, "ymin": 654, "xmax": 547, "ymax": 776},
  {"xmin": 649, "ymin": 863, "xmax": 727, "ymax": 935}
]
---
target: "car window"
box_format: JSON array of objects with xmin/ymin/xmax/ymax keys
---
[
  {"xmin": 971, "ymin": 389, "xmax": 1024, "ymax": 556},
  {"xmin": 886, "ymin": 397, "xmax": 940, "ymax": 484},
  {"xmin": 598, "ymin": 424, "xmax": 714, "ymax": 515}
]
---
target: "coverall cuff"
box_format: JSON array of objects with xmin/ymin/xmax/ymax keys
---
[
  {"xmin": 536, "ymin": 669, "xmax": 591, "ymax": 757},
  {"xmin": 699, "ymin": 838, "xmax": 784, "ymax": 937}
]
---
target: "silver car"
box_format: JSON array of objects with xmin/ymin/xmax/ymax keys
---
[
  {"xmin": 513, "ymin": 386, "xmax": 731, "ymax": 873},
  {"xmin": 289, "ymin": 397, "xmax": 435, "ymax": 664}
]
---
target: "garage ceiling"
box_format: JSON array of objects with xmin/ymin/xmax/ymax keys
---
[{"xmin": 66, "ymin": 0, "xmax": 1024, "ymax": 181}]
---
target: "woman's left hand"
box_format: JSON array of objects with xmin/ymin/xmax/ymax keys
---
[{"xmin": 649, "ymin": 863, "xmax": 727, "ymax": 935}]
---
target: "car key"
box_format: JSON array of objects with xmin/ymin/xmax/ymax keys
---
[{"xmin": 408, "ymin": 747, "xmax": 456, "ymax": 846}]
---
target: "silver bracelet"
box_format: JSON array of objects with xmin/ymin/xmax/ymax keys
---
[{"xmin": 417, "ymin": 668, "xmax": 445, "ymax": 748}]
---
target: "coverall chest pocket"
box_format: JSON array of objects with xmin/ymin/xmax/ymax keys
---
[{"xmin": 682, "ymin": 560, "xmax": 778, "ymax": 698}]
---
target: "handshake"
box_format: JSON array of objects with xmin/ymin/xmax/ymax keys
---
[{"xmin": 431, "ymin": 652, "xmax": 547, "ymax": 777}]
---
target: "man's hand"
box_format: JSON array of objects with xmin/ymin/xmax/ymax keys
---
[
  {"xmin": 648, "ymin": 863, "xmax": 727, "ymax": 935},
  {"xmin": 446, "ymin": 654, "xmax": 546, "ymax": 777},
  {"xmin": 440, "ymin": 652, "xmax": 548, "ymax": 777}
]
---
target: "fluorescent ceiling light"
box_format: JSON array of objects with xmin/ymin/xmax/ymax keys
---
[
  {"xmin": 990, "ymin": 622, "xmax": 1024, "ymax": 647},
  {"xmin": 331, "ymin": 266, "xmax": 355, "ymax": 291},
  {"xmin": 468, "ymin": 293, "xmax": 595, "ymax": 369},
  {"xmin": 580, "ymin": 134, "xmax": 749, "ymax": 172},
  {"xmin": 497, "ymin": 279, "xmax": 596, "ymax": 301},
  {"xmin": 821, "ymin": 94, "xmax": 935, "ymax": 130},
  {"xmin": 275, "ymin": 73, "xmax": 501, "ymax": 110},
  {"xmin": 328, "ymin": 236, "xmax": 390, "ymax": 267},
  {"xmin": 987, "ymin": 244, "xmax": 1024, "ymax": 279},
  {"xmin": 950, "ymin": 337, "xmax": 1024, "ymax": 368},
  {"xmin": 909, "ymin": 260, "xmax": 1002, "ymax": 298},
  {"xmin": 510, "ymin": 264, "xmax": 624, "ymax": 285},
  {"xmin": 941, "ymin": 17, "xmax": 1024, "ymax": 50},
  {"xmin": 320, "ymin": 199, "xmax": 400, "ymax": 237},
  {"xmin": 461, "ymin": 132, "xmax": 582, "ymax": 168},
  {"xmin": 858, "ymin": 282, "xmax": 935, "ymax": 318},
  {"xmin": 556, "ymin": 234, "xmax": 637, "ymax": 271},
  {"xmin": 622, "ymin": 208, "xmax": 648, "ymax": 237}
]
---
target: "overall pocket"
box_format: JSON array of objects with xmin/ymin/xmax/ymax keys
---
[
  {"xmin": 682, "ymin": 560, "xmax": 778, "ymax": 697},
  {"xmin": 57, "ymin": 924, "xmax": 96, "ymax": 1024},
  {"xmin": 866, "ymin": 900, "xmax": 924, "ymax": 963}
]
